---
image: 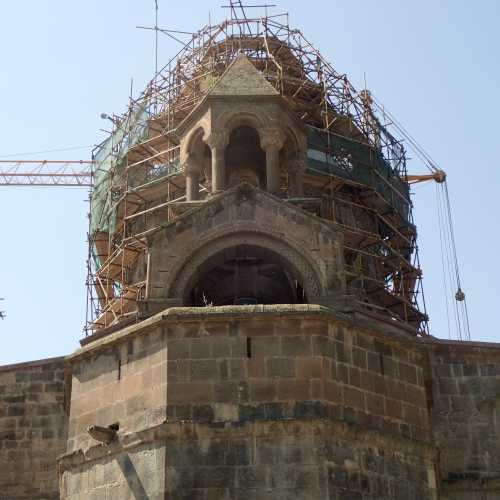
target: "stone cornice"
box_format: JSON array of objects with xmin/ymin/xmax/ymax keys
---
[
  {"xmin": 68, "ymin": 300, "xmax": 423, "ymax": 364},
  {"xmin": 58, "ymin": 412, "xmax": 436, "ymax": 473}
]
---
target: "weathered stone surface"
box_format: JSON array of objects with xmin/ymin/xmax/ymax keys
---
[
  {"xmin": 422, "ymin": 339, "xmax": 500, "ymax": 499},
  {"xmin": 0, "ymin": 356, "xmax": 68, "ymax": 499},
  {"xmin": 57, "ymin": 309, "xmax": 436, "ymax": 499}
]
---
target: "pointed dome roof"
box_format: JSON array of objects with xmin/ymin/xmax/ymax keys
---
[{"xmin": 207, "ymin": 53, "xmax": 279, "ymax": 97}]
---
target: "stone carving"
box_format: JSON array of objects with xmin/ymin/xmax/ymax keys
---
[
  {"xmin": 168, "ymin": 228, "xmax": 324, "ymax": 301},
  {"xmin": 204, "ymin": 129, "xmax": 230, "ymax": 150},
  {"xmin": 260, "ymin": 127, "xmax": 286, "ymax": 151}
]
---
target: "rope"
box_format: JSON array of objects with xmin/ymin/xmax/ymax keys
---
[
  {"xmin": 370, "ymin": 92, "xmax": 471, "ymax": 340},
  {"xmin": 436, "ymin": 184, "xmax": 452, "ymax": 339}
]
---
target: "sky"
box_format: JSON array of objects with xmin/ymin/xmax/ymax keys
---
[{"xmin": 0, "ymin": 0, "xmax": 499, "ymax": 364}]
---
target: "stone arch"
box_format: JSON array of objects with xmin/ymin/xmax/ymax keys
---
[
  {"xmin": 225, "ymin": 125, "xmax": 266, "ymax": 189},
  {"xmin": 167, "ymin": 229, "xmax": 324, "ymax": 304},
  {"xmin": 283, "ymin": 126, "xmax": 300, "ymax": 155},
  {"xmin": 216, "ymin": 107, "xmax": 270, "ymax": 143},
  {"xmin": 181, "ymin": 125, "xmax": 209, "ymax": 161}
]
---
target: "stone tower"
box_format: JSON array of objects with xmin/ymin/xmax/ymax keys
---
[
  {"xmin": 4, "ymin": 9, "xmax": 500, "ymax": 500},
  {"xmin": 59, "ymin": 21, "xmax": 439, "ymax": 497}
]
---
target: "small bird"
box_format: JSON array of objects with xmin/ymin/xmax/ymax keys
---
[{"xmin": 87, "ymin": 425, "xmax": 117, "ymax": 444}]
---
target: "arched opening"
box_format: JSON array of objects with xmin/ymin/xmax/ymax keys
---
[
  {"xmin": 186, "ymin": 244, "xmax": 308, "ymax": 306},
  {"xmin": 225, "ymin": 126, "xmax": 266, "ymax": 188},
  {"xmin": 185, "ymin": 128, "xmax": 212, "ymax": 195}
]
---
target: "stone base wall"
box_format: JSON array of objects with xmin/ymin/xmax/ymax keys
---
[
  {"xmin": 0, "ymin": 356, "xmax": 69, "ymax": 500},
  {"xmin": 61, "ymin": 306, "xmax": 436, "ymax": 499},
  {"xmin": 60, "ymin": 419, "xmax": 437, "ymax": 500},
  {"xmin": 424, "ymin": 339, "xmax": 500, "ymax": 500}
]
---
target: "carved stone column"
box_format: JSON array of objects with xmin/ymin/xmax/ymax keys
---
[
  {"xmin": 261, "ymin": 128, "xmax": 285, "ymax": 195},
  {"xmin": 205, "ymin": 129, "xmax": 229, "ymax": 194},
  {"xmin": 184, "ymin": 155, "xmax": 203, "ymax": 201}
]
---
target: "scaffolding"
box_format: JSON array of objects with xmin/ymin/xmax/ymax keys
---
[{"xmin": 85, "ymin": 11, "xmax": 428, "ymax": 335}]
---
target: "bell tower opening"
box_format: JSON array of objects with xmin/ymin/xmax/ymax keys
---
[
  {"xmin": 186, "ymin": 244, "xmax": 307, "ymax": 306},
  {"xmin": 226, "ymin": 126, "xmax": 266, "ymax": 188}
]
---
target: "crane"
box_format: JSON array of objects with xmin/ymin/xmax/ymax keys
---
[
  {"xmin": 0, "ymin": 159, "xmax": 443, "ymax": 188},
  {"xmin": 0, "ymin": 160, "xmax": 93, "ymax": 187}
]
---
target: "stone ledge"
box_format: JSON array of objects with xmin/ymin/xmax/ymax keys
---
[
  {"xmin": 419, "ymin": 336, "xmax": 500, "ymax": 351},
  {"xmin": 59, "ymin": 408, "xmax": 435, "ymax": 473},
  {"xmin": 0, "ymin": 355, "xmax": 66, "ymax": 372},
  {"xmin": 69, "ymin": 304, "xmax": 420, "ymax": 363},
  {"xmin": 67, "ymin": 305, "xmax": 340, "ymax": 362},
  {"xmin": 442, "ymin": 472, "xmax": 500, "ymax": 492}
]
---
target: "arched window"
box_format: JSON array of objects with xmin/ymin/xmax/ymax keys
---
[
  {"xmin": 225, "ymin": 126, "xmax": 266, "ymax": 189},
  {"xmin": 186, "ymin": 244, "xmax": 307, "ymax": 306}
]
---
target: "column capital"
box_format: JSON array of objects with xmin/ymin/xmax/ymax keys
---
[
  {"xmin": 205, "ymin": 129, "xmax": 229, "ymax": 150},
  {"xmin": 260, "ymin": 127, "xmax": 285, "ymax": 152}
]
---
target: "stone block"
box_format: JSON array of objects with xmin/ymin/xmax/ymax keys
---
[
  {"xmin": 212, "ymin": 337, "xmax": 232, "ymax": 358},
  {"xmin": 190, "ymin": 360, "xmax": 218, "ymax": 381},
  {"xmin": 247, "ymin": 358, "xmax": 265, "ymax": 378},
  {"xmin": 336, "ymin": 363, "xmax": 349, "ymax": 384},
  {"xmin": 296, "ymin": 358, "xmax": 323, "ymax": 379},
  {"xmin": 250, "ymin": 380, "xmax": 277, "ymax": 401},
  {"xmin": 324, "ymin": 381, "xmax": 341, "ymax": 404},
  {"xmin": 192, "ymin": 466, "xmax": 235, "ymax": 489},
  {"xmin": 399, "ymin": 363, "xmax": 418, "ymax": 385},
  {"xmin": 274, "ymin": 319, "xmax": 303, "ymax": 336},
  {"xmin": 359, "ymin": 370, "xmax": 374, "ymax": 393},
  {"xmin": 231, "ymin": 338, "xmax": 247, "ymax": 358},
  {"xmin": 312, "ymin": 336, "xmax": 335, "ymax": 358},
  {"xmin": 190, "ymin": 338, "xmax": 214, "ymax": 359},
  {"xmin": 348, "ymin": 367, "xmax": 361, "ymax": 387},
  {"xmin": 352, "ymin": 348, "xmax": 367, "ymax": 370},
  {"xmin": 277, "ymin": 379, "xmax": 310, "ymax": 400},
  {"xmin": 168, "ymin": 382, "xmax": 214, "ymax": 404},
  {"xmin": 386, "ymin": 398, "xmax": 403, "ymax": 420},
  {"xmin": 214, "ymin": 381, "xmax": 238, "ymax": 403},
  {"xmin": 253, "ymin": 337, "xmax": 281, "ymax": 357},
  {"xmin": 266, "ymin": 358, "xmax": 296, "ymax": 378},
  {"xmin": 281, "ymin": 337, "xmax": 312, "ymax": 357},
  {"xmin": 230, "ymin": 359, "xmax": 247, "ymax": 380},
  {"xmin": 343, "ymin": 387, "xmax": 365, "ymax": 411},
  {"xmin": 367, "ymin": 351, "xmax": 382, "ymax": 374},
  {"xmin": 365, "ymin": 393, "xmax": 385, "ymax": 416}
]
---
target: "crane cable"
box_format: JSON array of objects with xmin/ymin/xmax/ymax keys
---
[{"xmin": 370, "ymin": 94, "xmax": 471, "ymax": 340}]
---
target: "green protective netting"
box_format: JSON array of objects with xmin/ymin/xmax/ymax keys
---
[
  {"xmin": 90, "ymin": 103, "xmax": 150, "ymax": 237},
  {"xmin": 306, "ymin": 127, "xmax": 411, "ymax": 222}
]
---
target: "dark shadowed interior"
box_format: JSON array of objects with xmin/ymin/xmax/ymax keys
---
[{"xmin": 186, "ymin": 244, "xmax": 307, "ymax": 306}]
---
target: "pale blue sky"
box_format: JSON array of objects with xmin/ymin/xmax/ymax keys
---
[{"xmin": 1, "ymin": 1, "xmax": 498, "ymax": 364}]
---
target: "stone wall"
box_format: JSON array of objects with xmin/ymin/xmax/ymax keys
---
[
  {"xmin": 67, "ymin": 322, "xmax": 167, "ymax": 453},
  {"xmin": 61, "ymin": 419, "xmax": 434, "ymax": 500},
  {"xmin": 424, "ymin": 339, "xmax": 500, "ymax": 500},
  {"xmin": 61, "ymin": 305, "xmax": 437, "ymax": 499},
  {"xmin": 0, "ymin": 356, "xmax": 69, "ymax": 500},
  {"xmin": 145, "ymin": 184, "xmax": 345, "ymax": 309}
]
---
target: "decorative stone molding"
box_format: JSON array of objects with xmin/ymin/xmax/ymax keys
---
[
  {"xmin": 180, "ymin": 124, "xmax": 209, "ymax": 161},
  {"xmin": 215, "ymin": 105, "xmax": 270, "ymax": 136},
  {"xmin": 168, "ymin": 228, "xmax": 324, "ymax": 302},
  {"xmin": 204, "ymin": 129, "xmax": 230, "ymax": 150},
  {"xmin": 260, "ymin": 127, "xmax": 286, "ymax": 151}
]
